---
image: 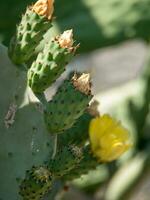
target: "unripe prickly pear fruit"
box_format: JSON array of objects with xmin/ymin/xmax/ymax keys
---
[
  {"xmin": 8, "ymin": 0, "xmax": 54, "ymax": 65},
  {"xmin": 47, "ymin": 145, "xmax": 83, "ymax": 178},
  {"xmin": 28, "ymin": 30, "xmax": 77, "ymax": 93},
  {"xmin": 19, "ymin": 166, "xmax": 52, "ymax": 200},
  {"xmin": 59, "ymin": 113, "xmax": 93, "ymax": 147},
  {"xmin": 44, "ymin": 72, "xmax": 93, "ymax": 134},
  {"xmin": 63, "ymin": 145, "xmax": 98, "ymax": 181}
]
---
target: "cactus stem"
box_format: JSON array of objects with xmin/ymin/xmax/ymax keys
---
[{"xmin": 52, "ymin": 134, "xmax": 58, "ymax": 159}]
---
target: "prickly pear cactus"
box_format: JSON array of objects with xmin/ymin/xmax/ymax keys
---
[{"xmin": 0, "ymin": 1, "xmax": 132, "ymax": 200}]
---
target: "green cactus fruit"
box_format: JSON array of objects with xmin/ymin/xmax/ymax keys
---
[
  {"xmin": 59, "ymin": 113, "xmax": 93, "ymax": 147},
  {"xmin": 44, "ymin": 73, "xmax": 92, "ymax": 134},
  {"xmin": 63, "ymin": 145, "xmax": 98, "ymax": 181},
  {"xmin": 28, "ymin": 30, "xmax": 77, "ymax": 93},
  {"xmin": 48, "ymin": 145, "xmax": 83, "ymax": 178},
  {"xmin": 8, "ymin": 0, "xmax": 54, "ymax": 65},
  {"xmin": 20, "ymin": 166, "xmax": 52, "ymax": 200}
]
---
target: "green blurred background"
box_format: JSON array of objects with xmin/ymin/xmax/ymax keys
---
[
  {"xmin": 0, "ymin": 0, "xmax": 150, "ymax": 200},
  {"xmin": 1, "ymin": 0, "xmax": 150, "ymax": 51}
]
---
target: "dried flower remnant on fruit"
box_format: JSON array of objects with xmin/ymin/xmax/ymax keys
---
[
  {"xmin": 58, "ymin": 30, "xmax": 74, "ymax": 49},
  {"xmin": 72, "ymin": 73, "xmax": 91, "ymax": 95},
  {"xmin": 32, "ymin": 0, "xmax": 54, "ymax": 19}
]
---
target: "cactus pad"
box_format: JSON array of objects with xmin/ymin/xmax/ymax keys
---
[{"xmin": 0, "ymin": 44, "xmax": 53, "ymax": 200}]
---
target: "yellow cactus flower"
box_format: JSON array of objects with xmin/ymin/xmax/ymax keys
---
[{"xmin": 89, "ymin": 114, "xmax": 132, "ymax": 162}]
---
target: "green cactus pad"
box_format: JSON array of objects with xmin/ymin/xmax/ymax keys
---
[
  {"xmin": 0, "ymin": 44, "xmax": 53, "ymax": 200},
  {"xmin": 48, "ymin": 145, "xmax": 83, "ymax": 178},
  {"xmin": 63, "ymin": 145, "xmax": 98, "ymax": 181},
  {"xmin": 44, "ymin": 74, "xmax": 92, "ymax": 134},
  {"xmin": 59, "ymin": 113, "xmax": 93, "ymax": 147},
  {"xmin": 27, "ymin": 38, "xmax": 75, "ymax": 93},
  {"xmin": 20, "ymin": 166, "xmax": 52, "ymax": 200},
  {"xmin": 8, "ymin": 8, "xmax": 52, "ymax": 65}
]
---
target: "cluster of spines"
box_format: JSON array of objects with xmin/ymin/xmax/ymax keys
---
[
  {"xmin": 8, "ymin": 0, "xmax": 53, "ymax": 65},
  {"xmin": 19, "ymin": 166, "xmax": 52, "ymax": 200},
  {"xmin": 44, "ymin": 73, "xmax": 92, "ymax": 134}
]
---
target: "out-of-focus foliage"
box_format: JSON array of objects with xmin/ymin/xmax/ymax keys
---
[
  {"xmin": 104, "ymin": 60, "xmax": 150, "ymax": 200},
  {"xmin": 1, "ymin": 0, "xmax": 150, "ymax": 52},
  {"xmin": 71, "ymin": 57, "xmax": 150, "ymax": 200},
  {"xmin": 0, "ymin": 0, "xmax": 31, "ymax": 44},
  {"xmin": 128, "ymin": 62, "xmax": 150, "ymax": 149},
  {"xmin": 54, "ymin": 0, "xmax": 150, "ymax": 52}
]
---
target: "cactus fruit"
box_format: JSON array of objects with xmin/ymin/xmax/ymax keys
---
[
  {"xmin": 47, "ymin": 145, "xmax": 83, "ymax": 178},
  {"xmin": 44, "ymin": 73, "xmax": 92, "ymax": 134},
  {"xmin": 59, "ymin": 113, "xmax": 93, "ymax": 147},
  {"xmin": 20, "ymin": 166, "xmax": 52, "ymax": 200},
  {"xmin": 8, "ymin": 0, "xmax": 54, "ymax": 65},
  {"xmin": 63, "ymin": 145, "xmax": 98, "ymax": 181},
  {"xmin": 27, "ymin": 30, "xmax": 77, "ymax": 93}
]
